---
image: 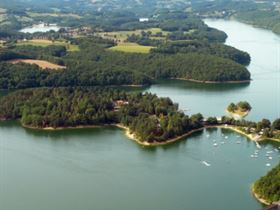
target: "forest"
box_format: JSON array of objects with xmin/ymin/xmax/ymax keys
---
[
  {"xmin": 254, "ymin": 163, "xmax": 280, "ymax": 203},
  {"xmin": 0, "ymin": 34, "xmax": 251, "ymax": 90},
  {"xmin": 0, "ymin": 87, "xmax": 205, "ymax": 142},
  {"xmin": 1, "ymin": 87, "xmax": 280, "ymax": 143}
]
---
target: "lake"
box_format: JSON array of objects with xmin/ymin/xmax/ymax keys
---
[
  {"xmin": 20, "ymin": 23, "xmax": 60, "ymax": 33},
  {"xmin": 148, "ymin": 19, "xmax": 280, "ymax": 121},
  {"xmin": 1, "ymin": 19, "xmax": 280, "ymax": 210}
]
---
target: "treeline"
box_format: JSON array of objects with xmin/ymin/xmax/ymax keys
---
[
  {"xmin": 1, "ymin": 87, "xmax": 279, "ymax": 142},
  {"xmin": 220, "ymin": 116, "xmax": 280, "ymax": 139},
  {"xmin": 0, "ymin": 36, "xmax": 251, "ymax": 89},
  {"xmin": 227, "ymin": 101, "xmax": 252, "ymax": 112},
  {"xmin": 236, "ymin": 11, "xmax": 280, "ymax": 35},
  {"xmin": 254, "ymin": 163, "xmax": 280, "ymax": 203},
  {"xmin": 151, "ymin": 40, "xmax": 250, "ymax": 65},
  {"xmin": 0, "ymin": 87, "xmax": 204, "ymax": 142}
]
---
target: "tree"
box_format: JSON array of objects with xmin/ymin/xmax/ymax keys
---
[{"xmin": 272, "ymin": 118, "xmax": 280, "ymax": 130}]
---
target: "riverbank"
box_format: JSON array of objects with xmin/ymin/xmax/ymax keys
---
[{"xmin": 174, "ymin": 78, "xmax": 251, "ymax": 84}]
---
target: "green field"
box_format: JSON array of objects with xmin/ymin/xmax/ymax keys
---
[
  {"xmin": 109, "ymin": 42, "xmax": 154, "ymax": 53},
  {"xmin": 98, "ymin": 28, "xmax": 169, "ymax": 42},
  {"xmin": 16, "ymin": 39, "xmax": 80, "ymax": 52},
  {"xmin": 27, "ymin": 12, "xmax": 82, "ymax": 19}
]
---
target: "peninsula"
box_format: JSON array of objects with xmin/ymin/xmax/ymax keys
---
[
  {"xmin": 0, "ymin": 87, "xmax": 279, "ymax": 146},
  {"xmin": 252, "ymin": 163, "xmax": 280, "ymax": 205}
]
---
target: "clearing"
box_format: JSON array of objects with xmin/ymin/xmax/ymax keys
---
[
  {"xmin": 16, "ymin": 39, "xmax": 80, "ymax": 52},
  {"xmin": 108, "ymin": 42, "xmax": 154, "ymax": 53},
  {"xmin": 98, "ymin": 28, "xmax": 169, "ymax": 42},
  {"xmin": 9, "ymin": 59, "xmax": 66, "ymax": 70}
]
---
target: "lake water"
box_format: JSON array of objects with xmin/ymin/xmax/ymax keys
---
[
  {"xmin": 20, "ymin": 23, "xmax": 60, "ymax": 33},
  {"xmin": 1, "ymin": 20, "xmax": 280, "ymax": 210},
  {"xmin": 148, "ymin": 19, "xmax": 280, "ymax": 121}
]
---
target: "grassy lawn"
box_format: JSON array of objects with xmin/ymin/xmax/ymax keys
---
[
  {"xmin": 108, "ymin": 42, "xmax": 154, "ymax": 53},
  {"xmin": 16, "ymin": 39, "xmax": 80, "ymax": 52}
]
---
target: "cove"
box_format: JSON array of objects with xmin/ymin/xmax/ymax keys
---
[{"xmin": 1, "ymin": 19, "xmax": 280, "ymax": 210}]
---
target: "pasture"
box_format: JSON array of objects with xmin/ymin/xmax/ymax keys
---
[
  {"xmin": 16, "ymin": 39, "xmax": 80, "ymax": 52},
  {"xmin": 108, "ymin": 42, "xmax": 154, "ymax": 53}
]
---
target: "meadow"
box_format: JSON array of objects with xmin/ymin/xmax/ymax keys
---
[
  {"xmin": 108, "ymin": 42, "xmax": 154, "ymax": 53},
  {"xmin": 16, "ymin": 39, "xmax": 80, "ymax": 52}
]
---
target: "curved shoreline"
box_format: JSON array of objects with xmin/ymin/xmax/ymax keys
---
[
  {"xmin": 174, "ymin": 78, "xmax": 251, "ymax": 84},
  {"xmin": 251, "ymin": 185, "xmax": 271, "ymax": 206},
  {"xmin": 18, "ymin": 122, "xmax": 280, "ymax": 146}
]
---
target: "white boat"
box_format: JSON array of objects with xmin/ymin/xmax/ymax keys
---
[
  {"xmin": 202, "ymin": 161, "xmax": 211, "ymax": 166},
  {"xmin": 225, "ymin": 136, "xmax": 228, "ymax": 139},
  {"xmin": 255, "ymin": 142, "xmax": 261, "ymax": 149},
  {"xmin": 266, "ymin": 151, "xmax": 273, "ymax": 154},
  {"xmin": 236, "ymin": 141, "xmax": 241, "ymax": 144},
  {"xmin": 250, "ymin": 155, "xmax": 258, "ymax": 158},
  {"xmin": 266, "ymin": 163, "xmax": 271, "ymax": 167},
  {"xmin": 213, "ymin": 143, "xmax": 218, "ymax": 147},
  {"xmin": 268, "ymin": 156, "xmax": 273, "ymax": 160}
]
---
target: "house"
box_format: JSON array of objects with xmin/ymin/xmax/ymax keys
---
[{"xmin": 139, "ymin": 18, "xmax": 149, "ymax": 22}]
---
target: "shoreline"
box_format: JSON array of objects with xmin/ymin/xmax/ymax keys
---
[
  {"xmin": 174, "ymin": 78, "xmax": 251, "ymax": 84},
  {"xmin": 251, "ymin": 185, "xmax": 271, "ymax": 206},
  {"xmin": 18, "ymin": 122, "xmax": 280, "ymax": 145}
]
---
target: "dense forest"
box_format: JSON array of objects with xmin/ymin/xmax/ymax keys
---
[
  {"xmin": 152, "ymin": 40, "xmax": 250, "ymax": 65},
  {"xmin": 0, "ymin": 87, "xmax": 205, "ymax": 142},
  {"xmin": 1, "ymin": 87, "xmax": 280, "ymax": 143},
  {"xmin": 254, "ymin": 163, "xmax": 280, "ymax": 204},
  {"xmin": 0, "ymin": 35, "xmax": 251, "ymax": 89}
]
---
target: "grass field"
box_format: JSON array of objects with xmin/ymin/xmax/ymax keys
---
[
  {"xmin": 9, "ymin": 59, "xmax": 66, "ymax": 70},
  {"xmin": 108, "ymin": 42, "xmax": 154, "ymax": 53},
  {"xmin": 16, "ymin": 39, "xmax": 80, "ymax": 52},
  {"xmin": 27, "ymin": 12, "xmax": 81, "ymax": 19},
  {"xmin": 98, "ymin": 28, "xmax": 169, "ymax": 42}
]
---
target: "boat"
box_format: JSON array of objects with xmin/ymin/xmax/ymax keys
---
[
  {"xmin": 202, "ymin": 161, "xmax": 211, "ymax": 166},
  {"xmin": 266, "ymin": 151, "xmax": 273, "ymax": 154},
  {"xmin": 268, "ymin": 156, "xmax": 273, "ymax": 160},
  {"xmin": 213, "ymin": 143, "xmax": 218, "ymax": 147},
  {"xmin": 266, "ymin": 163, "xmax": 271, "ymax": 167},
  {"xmin": 255, "ymin": 141, "xmax": 261, "ymax": 149},
  {"xmin": 225, "ymin": 136, "xmax": 228, "ymax": 139},
  {"xmin": 236, "ymin": 141, "xmax": 241, "ymax": 144}
]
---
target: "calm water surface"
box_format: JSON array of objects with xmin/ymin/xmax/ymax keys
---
[
  {"xmin": 148, "ymin": 19, "xmax": 280, "ymax": 121},
  {"xmin": 1, "ymin": 19, "xmax": 280, "ymax": 210}
]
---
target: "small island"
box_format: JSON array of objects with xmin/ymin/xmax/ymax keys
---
[
  {"xmin": 252, "ymin": 163, "xmax": 280, "ymax": 205},
  {"xmin": 227, "ymin": 101, "xmax": 252, "ymax": 119}
]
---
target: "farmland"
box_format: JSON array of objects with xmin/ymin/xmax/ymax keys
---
[
  {"xmin": 108, "ymin": 42, "xmax": 154, "ymax": 53},
  {"xmin": 9, "ymin": 59, "xmax": 66, "ymax": 70},
  {"xmin": 16, "ymin": 39, "xmax": 80, "ymax": 52}
]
